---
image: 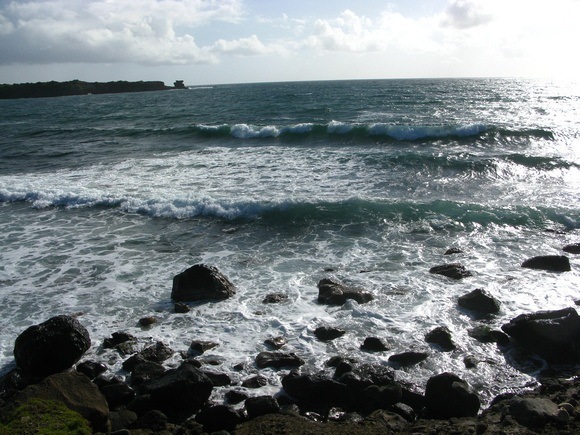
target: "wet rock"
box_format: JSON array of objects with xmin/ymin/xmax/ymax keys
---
[
  {"xmin": 225, "ymin": 389, "xmax": 248, "ymax": 404},
  {"xmin": 138, "ymin": 316, "xmax": 157, "ymax": 327},
  {"xmin": 563, "ymin": 243, "xmax": 580, "ymax": 254},
  {"xmin": 458, "ymin": 288, "xmax": 500, "ymax": 314},
  {"xmin": 242, "ymin": 375, "xmax": 268, "ymax": 388},
  {"xmin": 262, "ymin": 293, "xmax": 288, "ymax": 303},
  {"xmin": 521, "ymin": 255, "xmax": 571, "ymax": 272},
  {"xmin": 131, "ymin": 409, "xmax": 168, "ymax": 432},
  {"xmin": 388, "ymin": 351, "xmax": 429, "ymax": 367},
  {"xmin": 100, "ymin": 383, "xmax": 135, "ymax": 409},
  {"xmin": 103, "ymin": 331, "xmax": 137, "ymax": 354},
  {"xmin": 0, "ymin": 368, "xmax": 35, "ymax": 401},
  {"xmin": 189, "ymin": 340, "xmax": 218, "ymax": 356},
  {"xmin": 424, "ymin": 372, "xmax": 480, "ymax": 418},
  {"xmin": 171, "ymin": 264, "xmax": 236, "ymax": 302},
  {"xmin": 174, "ymin": 303, "xmax": 190, "ymax": 313},
  {"xmin": 13, "ymin": 315, "xmax": 91, "ymax": 377},
  {"xmin": 255, "ymin": 351, "xmax": 305, "ymax": 369},
  {"xmin": 314, "ymin": 326, "xmax": 346, "ymax": 341},
  {"xmin": 429, "ymin": 263, "xmax": 472, "ymax": 279},
  {"xmin": 195, "ymin": 404, "xmax": 242, "ymax": 432},
  {"xmin": 130, "ymin": 361, "xmax": 166, "ymax": 388},
  {"xmin": 509, "ymin": 397, "xmax": 560, "ymax": 429},
  {"xmin": 425, "ymin": 326, "xmax": 456, "ymax": 351},
  {"xmin": 444, "ymin": 247, "xmax": 464, "ymax": 255},
  {"xmin": 76, "ymin": 360, "xmax": 107, "ymax": 380},
  {"xmin": 317, "ymin": 278, "xmax": 374, "ymax": 305},
  {"xmin": 122, "ymin": 342, "xmax": 173, "ymax": 371},
  {"xmin": 501, "ymin": 307, "xmax": 580, "ymax": 363},
  {"xmin": 109, "ymin": 409, "xmax": 138, "ymax": 432},
  {"xmin": 141, "ymin": 363, "xmax": 213, "ymax": 417},
  {"xmin": 245, "ymin": 395, "xmax": 280, "ymax": 419},
  {"xmin": 202, "ymin": 371, "xmax": 231, "ymax": 386},
  {"xmin": 359, "ymin": 384, "xmax": 403, "ymax": 413},
  {"xmin": 282, "ymin": 370, "xmax": 351, "ymax": 408},
  {"xmin": 360, "ymin": 337, "xmax": 389, "ymax": 352},
  {"xmin": 265, "ymin": 336, "xmax": 287, "ymax": 349},
  {"xmin": 13, "ymin": 371, "xmax": 109, "ymax": 432},
  {"xmin": 468, "ymin": 325, "xmax": 510, "ymax": 346}
]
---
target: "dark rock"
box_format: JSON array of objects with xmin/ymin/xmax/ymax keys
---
[
  {"xmin": 521, "ymin": 255, "xmax": 571, "ymax": 272},
  {"xmin": 255, "ymin": 351, "xmax": 305, "ymax": 369},
  {"xmin": 359, "ymin": 384, "xmax": 403, "ymax": 413},
  {"xmin": 171, "ymin": 264, "xmax": 235, "ymax": 302},
  {"xmin": 173, "ymin": 417, "xmax": 204, "ymax": 435},
  {"xmin": 225, "ymin": 389, "xmax": 248, "ymax": 404},
  {"xmin": 429, "ymin": 263, "xmax": 472, "ymax": 279},
  {"xmin": 424, "ymin": 372, "xmax": 480, "ymax": 418},
  {"xmin": 103, "ymin": 331, "xmax": 137, "ymax": 354},
  {"xmin": 563, "ymin": 243, "xmax": 580, "ymax": 254},
  {"xmin": 13, "ymin": 315, "xmax": 91, "ymax": 377},
  {"xmin": 109, "ymin": 409, "xmax": 138, "ymax": 432},
  {"xmin": 388, "ymin": 351, "xmax": 429, "ymax": 367},
  {"xmin": 242, "ymin": 375, "xmax": 268, "ymax": 388},
  {"xmin": 501, "ymin": 307, "xmax": 580, "ymax": 363},
  {"xmin": 141, "ymin": 363, "xmax": 213, "ymax": 417},
  {"xmin": 131, "ymin": 409, "xmax": 168, "ymax": 431},
  {"xmin": 338, "ymin": 363, "xmax": 396, "ymax": 388},
  {"xmin": 126, "ymin": 394, "xmax": 155, "ymax": 417},
  {"xmin": 334, "ymin": 360, "xmax": 354, "ymax": 378},
  {"xmin": 0, "ymin": 368, "xmax": 35, "ymax": 401},
  {"xmin": 282, "ymin": 370, "xmax": 351, "ymax": 408},
  {"xmin": 463, "ymin": 355, "xmax": 478, "ymax": 368},
  {"xmin": 317, "ymin": 278, "xmax": 374, "ymax": 305},
  {"xmin": 123, "ymin": 341, "xmax": 173, "ymax": 371},
  {"xmin": 265, "ymin": 336, "xmax": 287, "ymax": 349},
  {"xmin": 444, "ymin": 247, "xmax": 464, "ymax": 255},
  {"xmin": 468, "ymin": 325, "xmax": 510, "ymax": 346},
  {"xmin": 425, "ymin": 326, "xmax": 456, "ymax": 351},
  {"xmin": 360, "ymin": 337, "xmax": 389, "ymax": 352},
  {"xmin": 245, "ymin": 395, "xmax": 281, "ymax": 419},
  {"xmin": 458, "ymin": 289, "xmax": 500, "ymax": 314},
  {"xmin": 100, "ymin": 383, "xmax": 135, "ymax": 409},
  {"xmin": 202, "ymin": 371, "xmax": 231, "ymax": 386},
  {"xmin": 509, "ymin": 397, "xmax": 560, "ymax": 428},
  {"xmin": 390, "ymin": 402, "xmax": 416, "ymax": 422},
  {"xmin": 195, "ymin": 404, "xmax": 241, "ymax": 432},
  {"xmin": 326, "ymin": 356, "xmax": 356, "ymax": 368},
  {"xmin": 13, "ymin": 370, "xmax": 109, "ymax": 432},
  {"xmin": 262, "ymin": 293, "xmax": 288, "ymax": 303},
  {"xmin": 174, "ymin": 303, "xmax": 190, "ymax": 313},
  {"xmin": 314, "ymin": 326, "xmax": 346, "ymax": 341},
  {"xmin": 189, "ymin": 340, "xmax": 218, "ymax": 355},
  {"xmin": 130, "ymin": 361, "xmax": 166, "ymax": 388},
  {"xmin": 138, "ymin": 316, "xmax": 157, "ymax": 327},
  {"xmin": 76, "ymin": 360, "xmax": 107, "ymax": 380}
]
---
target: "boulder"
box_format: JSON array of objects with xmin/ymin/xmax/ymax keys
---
[
  {"xmin": 100, "ymin": 383, "xmax": 135, "ymax": 409},
  {"xmin": 129, "ymin": 361, "xmax": 166, "ymax": 388},
  {"xmin": 282, "ymin": 370, "xmax": 351, "ymax": 408},
  {"xmin": 425, "ymin": 326, "xmax": 456, "ymax": 351},
  {"xmin": 189, "ymin": 340, "xmax": 218, "ymax": 355},
  {"xmin": 76, "ymin": 360, "xmax": 107, "ymax": 380},
  {"xmin": 317, "ymin": 278, "xmax": 374, "ymax": 305},
  {"xmin": 195, "ymin": 404, "xmax": 242, "ymax": 432},
  {"xmin": 314, "ymin": 326, "xmax": 346, "ymax": 341},
  {"xmin": 501, "ymin": 307, "xmax": 580, "ymax": 363},
  {"xmin": 13, "ymin": 371, "xmax": 109, "ymax": 432},
  {"xmin": 131, "ymin": 409, "xmax": 168, "ymax": 432},
  {"xmin": 122, "ymin": 341, "xmax": 173, "ymax": 371},
  {"xmin": 563, "ymin": 243, "xmax": 580, "ymax": 254},
  {"xmin": 521, "ymin": 255, "xmax": 571, "ymax": 272},
  {"xmin": 171, "ymin": 264, "xmax": 235, "ymax": 302},
  {"xmin": 262, "ymin": 293, "xmax": 288, "ymax": 303},
  {"xmin": 458, "ymin": 289, "xmax": 500, "ymax": 314},
  {"xmin": 242, "ymin": 375, "xmax": 268, "ymax": 388},
  {"xmin": 429, "ymin": 263, "xmax": 472, "ymax": 279},
  {"xmin": 225, "ymin": 389, "xmax": 248, "ymax": 404},
  {"xmin": 245, "ymin": 395, "xmax": 280, "ymax": 419},
  {"xmin": 388, "ymin": 351, "xmax": 429, "ymax": 367},
  {"xmin": 141, "ymin": 363, "xmax": 213, "ymax": 417},
  {"xmin": 360, "ymin": 337, "xmax": 389, "ymax": 352},
  {"xmin": 467, "ymin": 325, "xmax": 510, "ymax": 346},
  {"xmin": 509, "ymin": 397, "xmax": 560, "ymax": 429},
  {"xmin": 444, "ymin": 247, "xmax": 464, "ymax": 255},
  {"xmin": 255, "ymin": 351, "xmax": 305, "ymax": 369},
  {"xmin": 174, "ymin": 303, "xmax": 190, "ymax": 313},
  {"xmin": 13, "ymin": 315, "xmax": 91, "ymax": 377},
  {"xmin": 265, "ymin": 336, "xmax": 287, "ymax": 349},
  {"xmin": 424, "ymin": 372, "xmax": 480, "ymax": 418},
  {"xmin": 102, "ymin": 331, "xmax": 137, "ymax": 355}
]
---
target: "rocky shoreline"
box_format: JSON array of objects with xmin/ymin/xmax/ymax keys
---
[{"xmin": 1, "ymin": 249, "xmax": 579, "ymax": 434}]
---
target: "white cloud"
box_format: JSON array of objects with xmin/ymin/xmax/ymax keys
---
[
  {"xmin": 442, "ymin": 0, "xmax": 494, "ymax": 29},
  {"xmin": 210, "ymin": 34, "xmax": 287, "ymax": 56}
]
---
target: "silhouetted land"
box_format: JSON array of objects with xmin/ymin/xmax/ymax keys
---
[{"xmin": 0, "ymin": 80, "xmax": 180, "ymax": 99}]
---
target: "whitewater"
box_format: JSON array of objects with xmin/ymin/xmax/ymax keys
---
[{"xmin": 1, "ymin": 78, "xmax": 579, "ymax": 404}]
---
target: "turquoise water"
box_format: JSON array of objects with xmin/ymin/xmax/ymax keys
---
[{"xmin": 1, "ymin": 78, "xmax": 579, "ymax": 403}]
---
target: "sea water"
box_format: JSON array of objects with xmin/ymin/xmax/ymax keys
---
[{"xmin": 1, "ymin": 78, "xmax": 579, "ymax": 404}]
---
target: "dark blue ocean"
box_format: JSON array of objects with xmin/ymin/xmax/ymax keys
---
[{"xmin": 1, "ymin": 78, "xmax": 579, "ymax": 403}]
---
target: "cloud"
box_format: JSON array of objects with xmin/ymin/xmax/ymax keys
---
[
  {"xmin": 210, "ymin": 34, "xmax": 287, "ymax": 56},
  {"xmin": 442, "ymin": 0, "xmax": 494, "ymax": 29},
  {"xmin": 0, "ymin": 0, "xmax": 244, "ymax": 65}
]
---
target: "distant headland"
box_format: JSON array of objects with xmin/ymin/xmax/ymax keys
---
[{"xmin": 0, "ymin": 79, "xmax": 186, "ymax": 99}]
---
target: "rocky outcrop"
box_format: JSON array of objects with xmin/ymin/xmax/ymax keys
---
[
  {"xmin": 501, "ymin": 307, "xmax": 580, "ymax": 363},
  {"xmin": 255, "ymin": 351, "xmax": 305, "ymax": 369},
  {"xmin": 360, "ymin": 337, "xmax": 389, "ymax": 352},
  {"xmin": 171, "ymin": 264, "xmax": 236, "ymax": 302},
  {"xmin": 521, "ymin": 255, "xmax": 571, "ymax": 272},
  {"xmin": 429, "ymin": 263, "xmax": 472, "ymax": 279},
  {"xmin": 13, "ymin": 315, "xmax": 91, "ymax": 378},
  {"xmin": 314, "ymin": 326, "xmax": 346, "ymax": 341},
  {"xmin": 388, "ymin": 351, "xmax": 429, "ymax": 367},
  {"xmin": 424, "ymin": 372, "xmax": 480, "ymax": 418},
  {"xmin": 317, "ymin": 278, "xmax": 374, "ymax": 305},
  {"xmin": 458, "ymin": 288, "xmax": 500, "ymax": 314},
  {"xmin": 425, "ymin": 326, "xmax": 456, "ymax": 351}
]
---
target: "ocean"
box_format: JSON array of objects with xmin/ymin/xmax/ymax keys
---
[{"xmin": 1, "ymin": 78, "xmax": 579, "ymax": 404}]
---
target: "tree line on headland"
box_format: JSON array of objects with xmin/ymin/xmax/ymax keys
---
[{"xmin": 0, "ymin": 79, "xmax": 186, "ymax": 99}]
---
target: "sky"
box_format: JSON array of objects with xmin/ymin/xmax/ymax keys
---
[{"xmin": 0, "ymin": 0, "xmax": 578, "ymax": 86}]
